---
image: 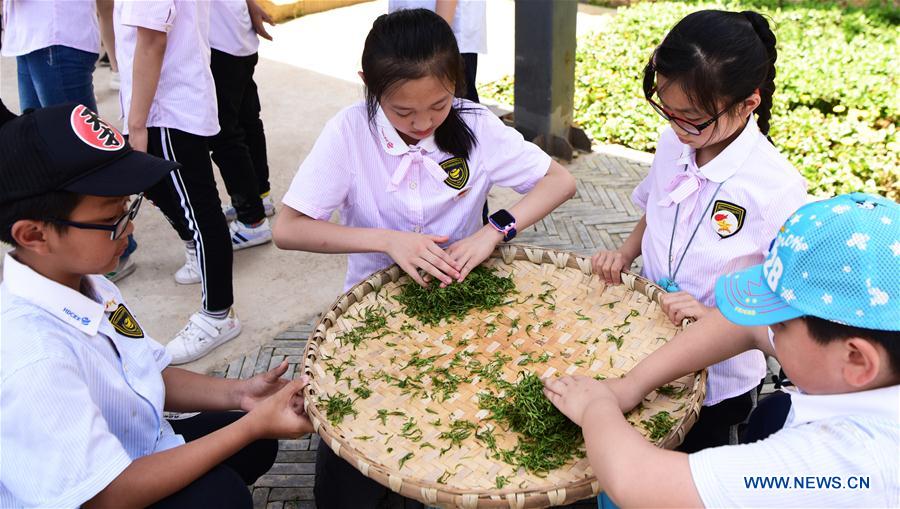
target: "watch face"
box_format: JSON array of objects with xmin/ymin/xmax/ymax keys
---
[{"xmin": 490, "ymin": 209, "xmax": 515, "ymax": 227}]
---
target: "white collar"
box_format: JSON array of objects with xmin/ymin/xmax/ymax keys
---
[
  {"xmin": 676, "ymin": 116, "xmax": 762, "ymax": 183},
  {"xmin": 2, "ymin": 253, "xmax": 119, "ymax": 336},
  {"xmin": 785, "ymin": 384, "xmax": 900, "ymax": 427},
  {"xmin": 374, "ymin": 105, "xmax": 438, "ymax": 156}
]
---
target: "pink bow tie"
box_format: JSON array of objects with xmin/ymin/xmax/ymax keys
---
[
  {"xmin": 386, "ymin": 148, "xmax": 448, "ymax": 193},
  {"xmin": 657, "ymin": 168, "xmax": 706, "ymax": 208}
]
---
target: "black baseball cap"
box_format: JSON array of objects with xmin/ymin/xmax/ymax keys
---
[{"xmin": 0, "ymin": 103, "xmax": 179, "ymax": 206}]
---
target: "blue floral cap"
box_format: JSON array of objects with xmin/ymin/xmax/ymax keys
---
[{"xmin": 715, "ymin": 193, "xmax": 899, "ymax": 331}]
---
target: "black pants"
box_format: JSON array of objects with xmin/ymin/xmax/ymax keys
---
[
  {"xmin": 149, "ymin": 412, "xmax": 277, "ymax": 509},
  {"xmin": 461, "ymin": 53, "xmax": 479, "ymax": 103},
  {"xmin": 741, "ymin": 390, "xmax": 792, "ymax": 443},
  {"xmin": 144, "ymin": 127, "xmax": 233, "ymax": 312},
  {"xmin": 314, "ymin": 442, "xmax": 424, "ymax": 509},
  {"xmin": 677, "ymin": 387, "xmax": 756, "ymax": 453},
  {"xmin": 209, "ymin": 49, "xmax": 271, "ymax": 225}
]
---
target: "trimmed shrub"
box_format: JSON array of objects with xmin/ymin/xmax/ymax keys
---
[{"xmin": 481, "ymin": 1, "xmax": 899, "ymax": 198}]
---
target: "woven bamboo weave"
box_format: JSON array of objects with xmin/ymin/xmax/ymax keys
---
[{"xmin": 301, "ymin": 245, "xmax": 706, "ymax": 508}]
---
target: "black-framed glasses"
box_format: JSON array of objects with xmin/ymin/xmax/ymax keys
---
[
  {"xmin": 645, "ymin": 87, "xmax": 730, "ymax": 135},
  {"xmin": 53, "ymin": 194, "xmax": 143, "ymax": 240}
]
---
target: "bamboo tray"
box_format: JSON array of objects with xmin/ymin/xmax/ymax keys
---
[{"xmin": 301, "ymin": 245, "xmax": 706, "ymax": 508}]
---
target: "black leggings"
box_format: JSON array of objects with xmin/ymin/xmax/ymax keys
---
[{"xmin": 148, "ymin": 412, "xmax": 277, "ymax": 509}]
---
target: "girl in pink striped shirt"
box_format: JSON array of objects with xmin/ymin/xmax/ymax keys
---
[
  {"xmin": 274, "ymin": 8, "xmax": 575, "ymax": 508},
  {"xmin": 592, "ymin": 10, "xmax": 807, "ymax": 454}
]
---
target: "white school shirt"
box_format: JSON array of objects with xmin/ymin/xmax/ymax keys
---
[
  {"xmin": 282, "ymin": 100, "xmax": 550, "ymax": 290},
  {"xmin": 0, "ymin": 254, "xmax": 183, "ymax": 508},
  {"xmin": 689, "ymin": 384, "xmax": 900, "ymax": 507},
  {"xmin": 114, "ymin": 0, "xmax": 219, "ymax": 136},
  {"xmin": 633, "ymin": 118, "xmax": 808, "ymax": 406},
  {"xmin": 388, "ymin": 0, "xmax": 487, "ymax": 54},
  {"xmin": 0, "ymin": 0, "xmax": 100, "ymax": 57},
  {"xmin": 209, "ymin": 0, "xmax": 259, "ymax": 57}
]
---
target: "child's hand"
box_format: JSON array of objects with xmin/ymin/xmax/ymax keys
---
[
  {"xmin": 446, "ymin": 226, "xmax": 504, "ymax": 283},
  {"xmin": 591, "ymin": 249, "xmax": 634, "ymax": 285},
  {"xmin": 659, "ymin": 292, "xmax": 712, "ymax": 324},
  {"xmin": 246, "ymin": 376, "xmax": 313, "ymax": 439},
  {"xmin": 247, "ymin": 0, "xmax": 274, "ymax": 40},
  {"xmin": 384, "ymin": 231, "xmax": 461, "ymax": 287},
  {"xmin": 542, "ymin": 375, "xmax": 618, "ymax": 426},
  {"xmin": 238, "ymin": 360, "xmax": 290, "ymax": 412}
]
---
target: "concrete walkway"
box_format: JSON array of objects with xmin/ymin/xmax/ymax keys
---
[{"xmin": 0, "ymin": 0, "xmax": 615, "ymax": 374}]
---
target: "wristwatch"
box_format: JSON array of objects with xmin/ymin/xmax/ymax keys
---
[{"xmin": 488, "ymin": 209, "xmax": 517, "ymax": 242}]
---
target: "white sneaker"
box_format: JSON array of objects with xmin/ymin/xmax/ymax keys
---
[
  {"xmin": 222, "ymin": 194, "xmax": 276, "ymax": 223},
  {"xmin": 166, "ymin": 309, "xmax": 242, "ymax": 365},
  {"xmin": 230, "ymin": 218, "xmax": 272, "ymax": 251},
  {"xmin": 174, "ymin": 245, "xmax": 201, "ymax": 285}
]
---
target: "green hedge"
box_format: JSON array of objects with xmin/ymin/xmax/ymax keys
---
[{"xmin": 480, "ymin": 1, "xmax": 899, "ymax": 199}]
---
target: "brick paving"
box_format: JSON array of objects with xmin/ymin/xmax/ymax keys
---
[{"xmin": 213, "ymin": 150, "xmax": 734, "ymax": 508}]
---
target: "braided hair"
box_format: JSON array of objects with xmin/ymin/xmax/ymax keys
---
[{"xmin": 642, "ymin": 10, "xmax": 778, "ymax": 140}]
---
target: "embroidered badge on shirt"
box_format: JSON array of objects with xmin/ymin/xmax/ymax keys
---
[
  {"xmin": 109, "ymin": 304, "xmax": 144, "ymax": 338},
  {"xmin": 711, "ymin": 200, "xmax": 746, "ymax": 238},
  {"xmin": 439, "ymin": 157, "xmax": 470, "ymax": 190}
]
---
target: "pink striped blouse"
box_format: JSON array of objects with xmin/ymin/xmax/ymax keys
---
[
  {"xmin": 633, "ymin": 118, "xmax": 808, "ymax": 405},
  {"xmin": 283, "ymin": 101, "xmax": 551, "ymax": 291}
]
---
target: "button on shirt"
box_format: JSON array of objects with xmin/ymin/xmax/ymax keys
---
[
  {"xmin": 690, "ymin": 385, "xmax": 900, "ymax": 507},
  {"xmin": 0, "ymin": 0, "xmax": 100, "ymax": 57},
  {"xmin": 633, "ymin": 119, "xmax": 808, "ymax": 405},
  {"xmin": 282, "ymin": 100, "xmax": 551, "ymax": 290},
  {"xmin": 115, "ymin": 0, "xmax": 220, "ymax": 136},
  {"xmin": 0, "ymin": 255, "xmax": 182, "ymax": 508},
  {"xmin": 209, "ymin": 0, "xmax": 259, "ymax": 57}
]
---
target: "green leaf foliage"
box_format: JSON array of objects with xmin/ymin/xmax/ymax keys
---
[{"xmin": 480, "ymin": 1, "xmax": 898, "ymax": 199}]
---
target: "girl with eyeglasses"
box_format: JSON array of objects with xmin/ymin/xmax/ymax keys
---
[{"xmin": 591, "ymin": 10, "xmax": 808, "ymax": 454}]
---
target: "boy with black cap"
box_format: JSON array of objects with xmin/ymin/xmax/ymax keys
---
[
  {"xmin": 0, "ymin": 104, "xmax": 313, "ymax": 508},
  {"xmin": 543, "ymin": 192, "xmax": 899, "ymax": 507}
]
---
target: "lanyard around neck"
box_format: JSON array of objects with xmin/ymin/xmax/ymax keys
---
[{"xmin": 665, "ymin": 181, "xmax": 725, "ymax": 284}]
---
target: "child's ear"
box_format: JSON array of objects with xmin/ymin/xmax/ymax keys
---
[
  {"xmin": 10, "ymin": 220, "xmax": 53, "ymax": 255},
  {"xmin": 842, "ymin": 337, "xmax": 883, "ymax": 388},
  {"xmin": 742, "ymin": 90, "xmax": 762, "ymax": 118}
]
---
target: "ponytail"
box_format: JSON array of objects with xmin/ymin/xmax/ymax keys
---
[{"xmin": 742, "ymin": 11, "xmax": 777, "ymax": 137}]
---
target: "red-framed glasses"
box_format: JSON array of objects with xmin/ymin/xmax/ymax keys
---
[{"xmin": 645, "ymin": 87, "xmax": 729, "ymax": 136}]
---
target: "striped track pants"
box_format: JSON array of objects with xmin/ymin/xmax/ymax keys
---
[{"xmin": 144, "ymin": 126, "xmax": 233, "ymax": 313}]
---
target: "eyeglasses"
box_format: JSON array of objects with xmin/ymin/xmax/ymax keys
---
[
  {"xmin": 645, "ymin": 87, "xmax": 730, "ymax": 135},
  {"xmin": 53, "ymin": 194, "xmax": 143, "ymax": 240}
]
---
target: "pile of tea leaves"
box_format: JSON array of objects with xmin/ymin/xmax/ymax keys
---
[
  {"xmin": 394, "ymin": 266, "xmax": 516, "ymax": 325},
  {"xmin": 479, "ymin": 372, "xmax": 585, "ymax": 474}
]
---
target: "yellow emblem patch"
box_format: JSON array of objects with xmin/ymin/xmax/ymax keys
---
[
  {"xmin": 439, "ymin": 157, "xmax": 470, "ymax": 190},
  {"xmin": 109, "ymin": 304, "xmax": 144, "ymax": 338}
]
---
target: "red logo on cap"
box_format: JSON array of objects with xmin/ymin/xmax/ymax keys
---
[{"xmin": 70, "ymin": 105, "xmax": 125, "ymax": 151}]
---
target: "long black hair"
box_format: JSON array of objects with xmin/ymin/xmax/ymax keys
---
[
  {"xmin": 361, "ymin": 8, "xmax": 477, "ymax": 159},
  {"xmin": 643, "ymin": 10, "xmax": 778, "ymax": 138}
]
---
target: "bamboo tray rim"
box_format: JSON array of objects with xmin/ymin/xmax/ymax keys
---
[{"xmin": 301, "ymin": 244, "xmax": 707, "ymax": 508}]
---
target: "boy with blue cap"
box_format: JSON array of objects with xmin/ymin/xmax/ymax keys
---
[{"xmin": 543, "ymin": 192, "xmax": 899, "ymax": 507}]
